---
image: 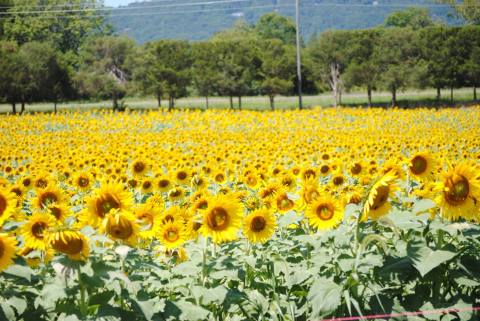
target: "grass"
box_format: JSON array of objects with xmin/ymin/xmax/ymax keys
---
[{"xmin": 0, "ymin": 87, "xmax": 477, "ymax": 113}]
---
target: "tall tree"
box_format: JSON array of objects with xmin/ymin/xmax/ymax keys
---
[
  {"xmin": 255, "ymin": 13, "xmax": 297, "ymax": 45},
  {"xmin": 373, "ymin": 28, "xmax": 419, "ymax": 107},
  {"xmin": 258, "ymin": 39, "xmax": 295, "ymax": 110},
  {"xmin": 384, "ymin": 7, "xmax": 435, "ymax": 29},
  {"xmin": 74, "ymin": 36, "xmax": 135, "ymax": 110},
  {"xmin": 0, "ymin": 41, "xmax": 21, "ymax": 114},
  {"xmin": 343, "ymin": 30, "xmax": 380, "ymax": 107},
  {"xmin": 308, "ymin": 30, "xmax": 351, "ymax": 107},
  {"xmin": 192, "ymin": 41, "xmax": 221, "ymax": 110}
]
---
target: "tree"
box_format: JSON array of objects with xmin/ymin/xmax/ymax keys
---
[
  {"xmin": 255, "ymin": 13, "xmax": 297, "ymax": 45},
  {"xmin": 0, "ymin": 41, "xmax": 22, "ymax": 114},
  {"xmin": 192, "ymin": 42, "xmax": 221, "ymax": 109},
  {"xmin": 2, "ymin": 0, "xmax": 110, "ymax": 57},
  {"xmin": 384, "ymin": 7, "xmax": 435, "ymax": 29},
  {"xmin": 343, "ymin": 30, "xmax": 380, "ymax": 107},
  {"xmin": 75, "ymin": 36, "xmax": 135, "ymax": 110},
  {"xmin": 136, "ymin": 40, "xmax": 192, "ymax": 111},
  {"xmin": 441, "ymin": 0, "xmax": 480, "ymax": 25},
  {"xmin": 258, "ymin": 39, "xmax": 295, "ymax": 110},
  {"xmin": 214, "ymin": 38, "xmax": 261, "ymax": 110},
  {"xmin": 308, "ymin": 30, "xmax": 352, "ymax": 107},
  {"xmin": 373, "ymin": 28, "xmax": 419, "ymax": 107}
]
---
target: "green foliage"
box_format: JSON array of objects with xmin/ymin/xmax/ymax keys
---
[
  {"xmin": 384, "ymin": 7, "xmax": 435, "ymax": 29},
  {"xmin": 255, "ymin": 13, "xmax": 297, "ymax": 45},
  {"xmin": 441, "ymin": 0, "xmax": 480, "ymax": 25}
]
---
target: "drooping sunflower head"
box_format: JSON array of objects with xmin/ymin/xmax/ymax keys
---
[
  {"xmin": 408, "ymin": 152, "xmax": 437, "ymax": 180},
  {"xmin": 134, "ymin": 204, "xmax": 160, "ymax": 239},
  {"xmin": 300, "ymin": 181, "xmax": 322, "ymax": 206},
  {"xmin": 274, "ymin": 188, "xmax": 296, "ymax": 213},
  {"xmin": 435, "ymin": 162, "xmax": 480, "ymax": 221},
  {"xmin": 200, "ymin": 194, "xmax": 243, "ymax": 244},
  {"xmin": 157, "ymin": 220, "xmax": 186, "ymax": 250},
  {"xmin": 102, "ymin": 209, "xmax": 139, "ymax": 246},
  {"xmin": 47, "ymin": 230, "xmax": 89, "ymax": 261},
  {"xmin": 0, "ymin": 233, "xmax": 17, "ymax": 272},
  {"xmin": 306, "ymin": 197, "xmax": 343, "ymax": 230},
  {"xmin": 243, "ymin": 208, "xmax": 276, "ymax": 244},
  {"xmin": 21, "ymin": 213, "xmax": 56, "ymax": 250},
  {"xmin": 363, "ymin": 172, "xmax": 398, "ymax": 221}
]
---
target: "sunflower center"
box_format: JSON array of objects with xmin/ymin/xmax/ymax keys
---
[
  {"xmin": 143, "ymin": 181, "xmax": 152, "ymax": 190},
  {"xmin": 215, "ymin": 174, "xmax": 225, "ymax": 182},
  {"xmin": 12, "ymin": 188, "xmax": 22, "ymax": 197},
  {"xmin": 165, "ymin": 229, "xmax": 179, "ymax": 242},
  {"xmin": 35, "ymin": 178, "xmax": 48, "ymax": 189},
  {"xmin": 49, "ymin": 206, "xmax": 62, "ymax": 220},
  {"xmin": 158, "ymin": 179, "xmax": 170, "ymax": 188},
  {"xmin": 277, "ymin": 195, "xmax": 294, "ymax": 211},
  {"xmin": 305, "ymin": 188, "xmax": 319, "ymax": 203},
  {"xmin": 193, "ymin": 221, "xmax": 202, "ymax": 231},
  {"xmin": 177, "ymin": 171, "xmax": 187, "ymax": 180},
  {"xmin": 22, "ymin": 178, "xmax": 31, "ymax": 187},
  {"xmin": 95, "ymin": 193, "xmax": 120, "ymax": 217},
  {"xmin": 316, "ymin": 203, "xmax": 334, "ymax": 221},
  {"xmin": 0, "ymin": 195, "xmax": 6, "ymax": 216},
  {"xmin": 133, "ymin": 162, "xmax": 145, "ymax": 173},
  {"xmin": 197, "ymin": 200, "xmax": 208, "ymax": 210},
  {"xmin": 445, "ymin": 175, "xmax": 469, "ymax": 205},
  {"xmin": 39, "ymin": 192, "xmax": 58, "ymax": 209},
  {"xmin": 333, "ymin": 176, "xmax": 344, "ymax": 186},
  {"xmin": 351, "ymin": 163, "xmax": 362, "ymax": 175},
  {"xmin": 320, "ymin": 165, "xmax": 330, "ymax": 174},
  {"xmin": 108, "ymin": 219, "xmax": 133, "ymax": 240},
  {"xmin": 371, "ymin": 185, "xmax": 390, "ymax": 210},
  {"xmin": 169, "ymin": 189, "xmax": 182, "ymax": 198},
  {"xmin": 78, "ymin": 177, "xmax": 89, "ymax": 187},
  {"xmin": 304, "ymin": 169, "xmax": 316, "ymax": 179},
  {"xmin": 32, "ymin": 221, "xmax": 47, "ymax": 239},
  {"xmin": 411, "ymin": 156, "xmax": 427, "ymax": 175},
  {"xmin": 250, "ymin": 216, "xmax": 266, "ymax": 232},
  {"xmin": 207, "ymin": 207, "xmax": 229, "ymax": 231}
]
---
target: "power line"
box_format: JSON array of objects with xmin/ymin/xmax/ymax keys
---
[
  {"xmin": 0, "ymin": 0, "xmax": 184, "ymax": 9},
  {"xmin": 0, "ymin": 3, "xmax": 296, "ymax": 19},
  {"xmin": 0, "ymin": 0, "xmax": 267, "ymax": 15}
]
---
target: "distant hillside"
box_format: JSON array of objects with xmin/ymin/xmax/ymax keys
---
[{"xmin": 109, "ymin": 0, "xmax": 458, "ymax": 43}]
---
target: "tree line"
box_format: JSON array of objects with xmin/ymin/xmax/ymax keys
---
[{"xmin": 1, "ymin": 8, "xmax": 480, "ymax": 113}]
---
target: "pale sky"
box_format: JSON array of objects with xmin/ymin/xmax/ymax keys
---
[{"xmin": 105, "ymin": 0, "xmax": 135, "ymax": 7}]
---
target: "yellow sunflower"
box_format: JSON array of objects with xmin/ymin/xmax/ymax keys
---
[
  {"xmin": 47, "ymin": 230, "xmax": 89, "ymax": 261},
  {"xmin": 434, "ymin": 162, "xmax": 480, "ymax": 221},
  {"xmin": 33, "ymin": 185, "xmax": 65, "ymax": 210},
  {"xmin": 157, "ymin": 220, "xmax": 186, "ymax": 250},
  {"xmin": 72, "ymin": 171, "xmax": 94, "ymax": 192},
  {"xmin": 81, "ymin": 182, "xmax": 133, "ymax": 227},
  {"xmin": 363, "ymin": 173, "xmax": 398, "ymax": 221},
  {"xmin": 20, "ymin": 213, "xmax": 56, "ymax": 250},
  {"xmin": 408, "ymin": 152, "xmax": 437, "ymax": 181},
  {"xmin": 200, "ymin": 194, "xmax": 243, "ymax": 243},
  {"xmin": 134, "ymin": 204, "xmax": 161, "ymax": 239},
  {"xmin": 306, "ymin": 197, "xmax": 343, "ymax": 230},
  {"xmin": 0, "ymin": 233, "xmax": 17, "ymax": 272},
  {"xmin": 156, "ymin": 175, "xmax": 172, "ymax": 192},
  {"xmin": 243, "ymin": 208, "xmax": 276, "ymax": 243},
  {"xmin": 0, "ymin": 188, "xmax": 16, "ymax": 226}
]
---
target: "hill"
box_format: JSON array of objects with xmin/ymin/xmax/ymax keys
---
[{"xmin": 108, "ymin": 0, "xmax": 457, "ymax": 43}]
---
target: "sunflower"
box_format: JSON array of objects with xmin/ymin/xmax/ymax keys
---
[
  {"xmin": 156, "ymin": 176, "xmax": 172, "ymax": 192},
  {"xmin": 46, "ymin": 203, "xmax": 71, "ymax": 222},
  {"xmin": 47, "ymin": 230, "xmax": 89, "ymax": 261},
  {"xmin": 244, "ymin": 173, "xmax": 260, "ymax": 189},
  {"xmin": 0, "ymin": 188, "xmax": 16, "ymax": 226},
  {"xmin": 0, "ymin": 233, "xmax": 17, "ymax": 272},
  {"xmin": 300, "ymin": 180, "xmax": 321, "ymax": 205},
  {"xmin": 408, "ymin": 152, "xmax": 437, "ymax": 181},
  {"xmin": 21, "ymin": 213, "xmax": 56, "ymax": 250},
  {"xmin": 18, "ymin": 246, "xmax": 54, "ymax": 267},
  {"xmin": 132, "ymin": 160, "xmax": 149, "ymax": 178},
  {"xmin": 306, "ymin": 197, "xmax": 343, "ymax": 230},
  {"xmin": 134, "ymin": 204, "xmax": 161, "ymax": 239},
  {"xmin": 274, "ymin": 189, "xmax": 296, "ymax": 213},
  {"xmin": 33, "ymin": 185, "xmax": 65, "ymax": 210},
  {"xmin": 434, "ymin": 162, "xmax": 480, "ymax": 221},
  {"xmin": 191, "ymin": 175, "xmax": 208, "ymax": 190},
  {"xmin": 243, "ymin": 208, "xmax": 276, "ymax": 244},
  {"xmin": 157, "ymin": 221, "xmax": 186, "ymax": 250},
  {"xmin": 200, "ymin": 194, "xmax": 243, "ymax": 243},
  {"xmin": 102, "ymin": 209, "xmax": 139, "ymax": 246},
  {"xmin": 140, "ymin": 178, "xmax": 154, "ymax": 194},
  {"xmin": 174, "ymin": 168, "xmax": 190, "ymax": 185},
  {"xmin": 363, "ymin": 173, "xmax": 398, "ymax": 221},
  {"xmin": 168, "ymin": 187, "xmax": 185, "ymax": 202},
  {"xmin": 159, "ymin": 205, "xmax": 185, "ymax": 225},
  {"xmin": 72, "ymin": 171, "xmax": 93, "ymax": 192},
  {"xmin": 82, "ymin": 182, "xmax": 133, "ymax": 227}
]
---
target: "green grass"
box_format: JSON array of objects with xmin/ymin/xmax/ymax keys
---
[{"xmin": 0, "ymin": 88, "xmax": 477, "ymax": 113}]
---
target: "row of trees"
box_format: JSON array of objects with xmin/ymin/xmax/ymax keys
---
[{"xmin": 1, "ymin": 7, "xmax": 480, "ymax": 112}]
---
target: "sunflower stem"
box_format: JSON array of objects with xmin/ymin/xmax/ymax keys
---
[
  {"xmin": 202, "ymin": 237, "xmax": 209, "ymax": 286},
  {"xmin": 76, "ymin": 265, "xmax": 88, "ymax": 317}
]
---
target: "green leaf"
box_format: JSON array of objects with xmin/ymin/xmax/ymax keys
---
[
  {"xmin": 57, "ymin": 314, "xmax": 81, "ymax": 321},
  {"xmin": 278, "ymin": 212, "xmax": 302, "ymax": 228},
  {"xmin": 411, "ymin": 199, "xmax": 436, "ymax": 215},
  {"xmin": 307, "ymin": 278, "xmax": 342, "ymax": 317},
  {"xmin": 34, "ymin": 281, "xmax": 66, "ymax": 310},
  {"xmin": 176, "ymin": 300, "xmax": 210, "ymax": 321},
  {"xmin": 7, "ymin": 297, "xmax": 27, "ymax": 315},
  {"xmin": 4, "ymin": 264, "xmax": 33, "ymax": 282},
  {"xmin": 408, "ymin": 244, "xmax": 457, "ymax": 277},
  {"xmin": 1, "ymin": 304, "xmax": 15, "ymax": 321},
  {"xmin": 134, "ymin": 298, "xmax": 165, "ymax": 321}
]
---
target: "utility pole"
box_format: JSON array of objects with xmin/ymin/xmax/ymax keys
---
[{"xmin": 295, "ymin": 0, "xmax": 303, "ymax": 110}]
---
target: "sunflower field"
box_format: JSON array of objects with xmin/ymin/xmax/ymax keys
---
[{"xmin": 0, "ymin": 107, "xmax": 479, "ymax": 321}]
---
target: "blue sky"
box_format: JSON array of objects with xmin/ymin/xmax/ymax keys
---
[{"xmin": 105, "ymin": 0, "xmax": 135, "ymax": 7}]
